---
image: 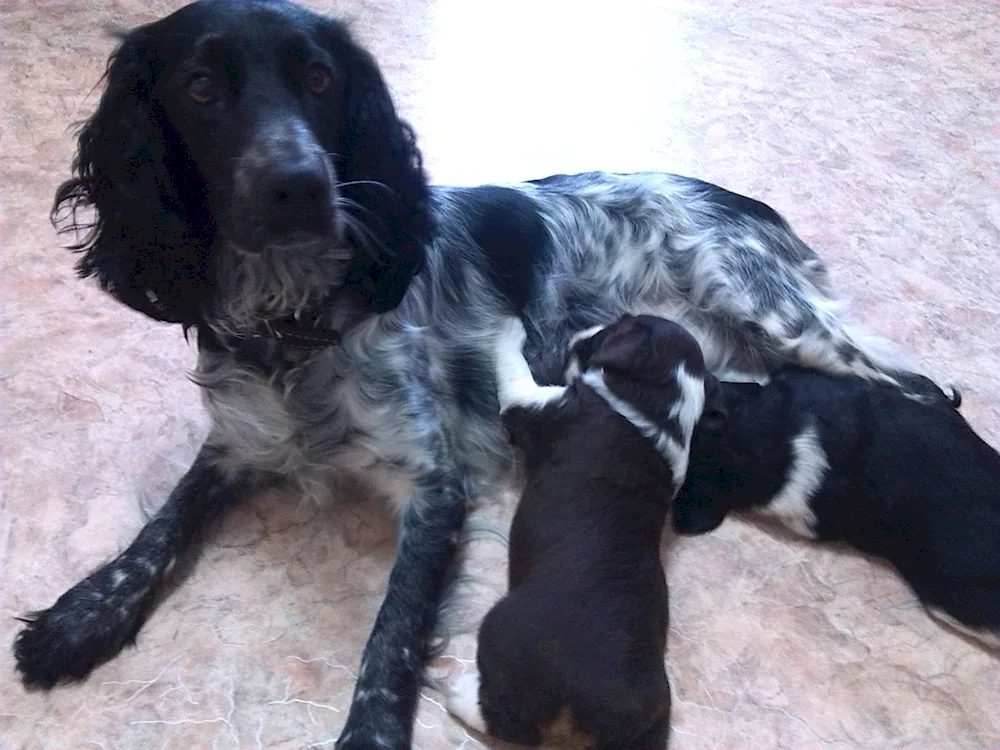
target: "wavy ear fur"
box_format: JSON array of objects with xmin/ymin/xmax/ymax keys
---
[
  {"xmin": 319, "ymin": 22, "xmax": 433, "ymax": 313},
  {"xmin": 52, "ymin": 29, "xmax": 212, "ymax": 325}
]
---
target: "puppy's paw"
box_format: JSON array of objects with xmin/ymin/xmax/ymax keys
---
[{"xmin": 446, "ymin": 670, "xmax": 487, "ymax": 732}]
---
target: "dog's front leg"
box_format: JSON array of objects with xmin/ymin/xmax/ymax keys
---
[
  {"xmin": 336, "ymin": 459, "xmax": 471, "ymax": 749},
  {"xmin": 14, "ymin": 442, "xmax": 268, "ymax": 689}
]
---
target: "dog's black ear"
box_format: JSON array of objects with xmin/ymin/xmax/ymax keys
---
[
  {"xmin": 320, "ymin": 23, "xmax": 433, "ymax": 313},
  {"xmin": 52, "ymin": 29, "xmax": 212, "ymax": 325},
  {"xmin": 700, "ymin": 374, "xmax": 728, "ymax": 431}
]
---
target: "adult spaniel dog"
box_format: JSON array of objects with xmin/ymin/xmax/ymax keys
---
[{"xmin": 14, "ymin": 0, "xmax": 922, "ymax": 747}]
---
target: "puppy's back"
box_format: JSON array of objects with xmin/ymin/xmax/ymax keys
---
[
  {"xmin": 477, "ymin": 384, "xmax": 674, "ymax": 747},
  {"xmin": 505, "ymin": 384, "xmax": 676, "ymax": 587}
]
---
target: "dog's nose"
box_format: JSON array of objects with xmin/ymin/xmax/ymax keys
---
[{"xmin": 263, "ymin": 160, "xmax": 333, "ymax": 233}]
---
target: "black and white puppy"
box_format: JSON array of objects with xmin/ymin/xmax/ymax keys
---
[
  {"xmin": 447, "ymin": 314, "xmax": 725, "ymax": 749},
  {"xmin": 673, "ymin": 367, "xmax": 1000, "ymax": 651}
]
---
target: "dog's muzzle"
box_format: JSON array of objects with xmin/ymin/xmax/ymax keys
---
[{"xmin": 231, "ymin": 120, "xmax": 338, "ymax": 252}]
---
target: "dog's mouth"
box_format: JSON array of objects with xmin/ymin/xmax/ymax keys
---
[
  {"xmin": 236, "ymin": 223, "xmax": 342, "ymax": 255},
  {"xmin": 228, "ymin": 186, "xmax": 345, "ymax": 256}
]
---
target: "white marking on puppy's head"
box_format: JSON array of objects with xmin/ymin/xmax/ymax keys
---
[
  {"xmin": 671, "ymin": 363, "xmax": 709, "ymax": 447},
  {"xmin": 564, "ymin": 324, "xmax": 608, "ymax": 383},
  {"xmin": 581, "ymin": 366, "xmax": 699, "ymax": 490},
  {"xmin": 574, "ymin": 314, "xmax": 718, "ymax": 489}
]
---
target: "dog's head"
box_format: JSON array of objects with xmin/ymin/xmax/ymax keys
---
[
  {"xmin": 671, "ymin": 381, "xmax": 763, "ymax": 536},
  {"xmin": 54, "ymin": 0, "xmax": 431, "ymax": 330}
]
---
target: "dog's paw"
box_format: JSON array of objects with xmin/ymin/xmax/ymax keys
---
[
  {"xmin": 14, "ymin": 574, "xmax": 146, "ymax": 689},
  {"xmin": 336, "ymin": 695, "xmax": 414, "ymax": 750},
  {"xmin": 335, "ymin": 723, "xmax": 409, "ymax": 750},
  {"xmin": 495, "ymin": 316, "xmax": 528, "ymax": 355}
]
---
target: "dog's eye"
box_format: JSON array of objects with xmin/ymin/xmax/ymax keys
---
[
  {"xmin": 304, "ymin": 63, "xmax": 332, "ymax": 95},
  {"xmin": 187, "ymin": 73, "xmax": 218, "ymax": 104}
]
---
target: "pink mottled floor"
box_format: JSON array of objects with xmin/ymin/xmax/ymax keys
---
[{"xmin": 2, "ymin": 1, "xmax": 999, "ymax": 748}]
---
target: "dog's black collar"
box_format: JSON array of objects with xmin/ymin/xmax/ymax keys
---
[{"xmin": 249, "ymin": 319, "xmax": 342, "ymax": 349}]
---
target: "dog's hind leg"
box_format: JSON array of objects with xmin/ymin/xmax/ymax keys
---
[{"xmin": 13, "ymin": 443, "xmax": 267, "ymax": 688}]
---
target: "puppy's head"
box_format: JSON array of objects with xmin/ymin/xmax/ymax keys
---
[
  {"xmin": 572, "ymin": 314, "xmax": 727, "ymax": 488},
  {"xmin": 671, "ymin": 410, "xmax": 732, "ymax": 536},
  {"xmin": 571, "ymin": 314, "xmax": 727, "ymax": 425}
]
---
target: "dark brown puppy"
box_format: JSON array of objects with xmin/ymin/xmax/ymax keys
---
[{"xmin": 447, "ymin": 314, "xmax": 725, "ymax": 749}]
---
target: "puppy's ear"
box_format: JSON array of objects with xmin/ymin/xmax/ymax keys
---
[
  {"xmin": 319, "ymin": 22, "xmax": 433, "ymax": 313},
  {"xmin": 700, "ymin": 374, "xmax": 728, "ymax": 431},
  {"xmin": 672, "ymin": 491, "xmax": 728, "ymax": 535},
  {"xmin": 586, "ymin": 321, "xmax": 644, "ymax": 374},
  {"xmin": 53, "ymin": 28, "xmax": 212, "ymax": 325}
]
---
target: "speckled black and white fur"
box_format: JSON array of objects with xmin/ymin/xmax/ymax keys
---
[{"xmin": 14, "ymin": 1, "xmax": 930, "ymax": 748}]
